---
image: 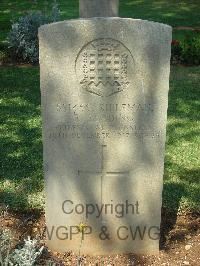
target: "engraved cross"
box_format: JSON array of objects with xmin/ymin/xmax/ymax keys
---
[{"xmin": 78, "ymin": 145, "xmax": 129, "ymax": 222}]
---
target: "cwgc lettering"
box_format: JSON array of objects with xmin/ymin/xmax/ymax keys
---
[{"xmin": 62, "ymin": 199, "xmax": 140, "ymax": 218}]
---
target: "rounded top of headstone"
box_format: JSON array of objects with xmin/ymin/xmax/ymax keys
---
[{"xmin": 39, "ymin": 17, "xmax": 172, "ymax": 34}]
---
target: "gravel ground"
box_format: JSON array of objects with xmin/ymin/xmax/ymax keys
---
[{"xmin": 0, "ymin": 208, "xmax": 199, "ymax": 265}]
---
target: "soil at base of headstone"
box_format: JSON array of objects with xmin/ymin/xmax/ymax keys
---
[{"xmin": 0, "ymin": 207, "xmax": 199, "ymax": 265}]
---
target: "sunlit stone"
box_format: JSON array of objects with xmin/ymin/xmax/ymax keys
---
[{"xmin": 39, "ymin": 18, "xmax": 171, "ymax": 255}]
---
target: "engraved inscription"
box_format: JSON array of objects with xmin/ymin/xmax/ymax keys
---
[
  {"xmin": 49, "ymin": 101, "xmax": 160, "ymax": 141},
  {"xmin": 48, "ymin": 124, "xmax": 162, "ymax": 141},
  {"xmin": 56, "ymin": 102, "xmax": 155, "ymax": 122},
  {"xmin": 75, "ymin": 38, "xmax": 134, "ymax": 97}
]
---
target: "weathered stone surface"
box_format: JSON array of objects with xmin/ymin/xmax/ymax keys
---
[
  {"xmin": 79, "ymin": 0, "xmax": 119, "ymax": 18},
  {"xmin": 39, "ymin": 18, "xmax": 172, "ymax": 255}
]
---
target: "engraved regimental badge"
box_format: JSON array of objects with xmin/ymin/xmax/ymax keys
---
[{"xmin": 75, "ymin": 38, "xmax": 134, "ymax": 97}]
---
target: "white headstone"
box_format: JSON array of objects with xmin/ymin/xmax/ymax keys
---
[
  {"xmin": 39, "ymin": 14, "xmax": 171, "ymax": 256},
  {"xmin": 80, "ymin": 0, "xmax": 119, "ymax": 18}
]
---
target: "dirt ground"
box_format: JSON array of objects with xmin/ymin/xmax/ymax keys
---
[{"xmin": 0, "ymin": 207, "xmax": 199, "ymax": 266}]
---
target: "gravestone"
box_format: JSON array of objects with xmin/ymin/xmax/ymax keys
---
[
  {"xmin": 39, "ymin": 0, "xmax": 171, "ymax": 255},
  {"xmin": 80, "ymin": 0, "xmax": 119, "ymax": 18}
]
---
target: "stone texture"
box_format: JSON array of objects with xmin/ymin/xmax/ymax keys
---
[
  {"xmin": 39, "ymin": 18, "xmax": 172, "ymax": 255},
  {"xmin": 79, "ymin": 0, "xmax": 119, "ymax": 18}
]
